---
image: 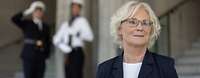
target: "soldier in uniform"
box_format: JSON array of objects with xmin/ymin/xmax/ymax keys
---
[
  {"xmin": 11, "ymin": 1, "xmax": 51, "ymax": 78},
  {"xmin": 53, "ymin": 0, "xmax": 94, "ymax": 78}
]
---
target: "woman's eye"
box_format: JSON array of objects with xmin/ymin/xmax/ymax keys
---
[
  {"xmin": 129, "ymin": 20, "xmax": 137, "ymax": 24},
  {"xmin": 143, "ymin": 22, "xmax": 148, "ymax": 25},
  {"xmin": 143, "ymin": 20, "xmax": 152, "ymax": 26}
]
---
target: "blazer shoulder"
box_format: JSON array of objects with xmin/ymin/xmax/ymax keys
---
[
  {"xmin": 151, "ymin": 52, "xmax": 174, "ymax": 63},
  {"xmin": 151, "ymin": 52, "xmax": 178, "ymax": 78},
  {"xmin": 97, "ymin": 56, "xmax": 119, "ymax": 78},
  {"xmin": 98, "ymin": 56, "xmax": 118, "ymax": 68}
]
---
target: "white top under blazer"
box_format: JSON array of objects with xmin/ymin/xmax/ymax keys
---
[{"xmin": 123, "ymin": 62, "xmax": 142, "ymax": 78}]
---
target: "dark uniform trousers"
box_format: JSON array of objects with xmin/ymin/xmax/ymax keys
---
[
  {"xmin": 65, "ymin": 47, "xmax": 84, "ymax": 78},
  {"xmin": 11, "ymin": 12, "xmax": 51, "ymax": 78},
  {"xmin": 23, "ymin": 59, "xmax": 45, "ymax": 78}
]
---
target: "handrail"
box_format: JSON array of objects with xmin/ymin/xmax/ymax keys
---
[{"xmin": 0, "ymin": 38, "xmax": 22, "ymax": 50}]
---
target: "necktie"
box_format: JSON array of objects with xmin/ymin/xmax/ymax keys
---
[
  {"xmin": 37, "ymin": 22, "xmax": 43, "ymax": 31},
  {"xmin": 68, "ymin": 34, "xmax": 72, "ymax": 48}
]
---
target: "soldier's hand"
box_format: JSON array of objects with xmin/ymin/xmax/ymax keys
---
[{"xmin": 24, "ymin": 6, "xmax": 35, "ymax": 16}]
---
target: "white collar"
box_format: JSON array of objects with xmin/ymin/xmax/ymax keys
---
[{"xmin": 33, "ymin": 17, "xmax": 42, "ymax": 24}]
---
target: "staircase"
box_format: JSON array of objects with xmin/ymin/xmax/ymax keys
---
[
  {"xmin": 176, "ymin": 40, "xmax": 200, "ymax": 78},
  {"xmin": 0, "ymin": 42, "xmax": 22, "ymax": 78}
]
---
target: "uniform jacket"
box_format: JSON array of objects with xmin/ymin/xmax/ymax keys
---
[{"xmin": 11, "ymin": 12, "xmax": 51, "ymax": 60}]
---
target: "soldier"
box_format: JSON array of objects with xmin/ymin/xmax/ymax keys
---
[
  {"xmin": 11, "ymin": 1, "xmax": 51, "ymax": 78},
  {"xmin": 53, "ymin": 0, "xmax": 94, "ymax": 78}
]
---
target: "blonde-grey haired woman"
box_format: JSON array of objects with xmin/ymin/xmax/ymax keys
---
[{"xmin": 97, "ymin": 1, "xmax": 178, "ymax": 78}]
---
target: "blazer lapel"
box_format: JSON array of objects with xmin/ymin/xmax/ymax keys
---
[
  {"xmin": 138, "ymin": 50, "xmax": 154, "ymax": 78},
  {"xmin": 111, "ymin": 50, "xmax": 154, "ymax": 78},
  {"xmin": 111, "ymin": 54, "xmax": 123, "ymax": 78}
]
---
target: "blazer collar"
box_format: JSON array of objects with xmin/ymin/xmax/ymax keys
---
[
  {"xmin": 138, "ymin": 50, "xmax": 154, "ymax": 78},
  {"xmin": 111, "ymin": 50, "xmax": 154, "ymax": 78}
]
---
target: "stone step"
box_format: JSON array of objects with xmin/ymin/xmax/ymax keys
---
[
  {"xmin": 181, "ymin": 50, "xmax": 200, "ymax": 59},
  {"xmin": 179, "ymin": 75, "xmax": 200, "ymax": 78},
  {"xmin": 189, "ymin": 47, "xmax": 200, "ymax": 51},
  {"xmin": 176, "ymin": 64, "xmax": 200, "ymax": 75},
  {"xmin": 176, "ymin": 39, "xmax": 200, "ymax": 78},
  {"xmin": 192, "ymin": 42, "xmax": 200, "ymax": 48},
  {"xmin": 194, "ymin": 39, "xmax": 200, "ymax": 44},
  {"xmin": 180, "ymin": 52, "xmax": 200, "ymax": 60},
  {"xmin": 177, "ymin": 56, "xmax": 200, "ymax": 64}
]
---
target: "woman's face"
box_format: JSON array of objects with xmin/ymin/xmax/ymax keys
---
[{"xmin": 118, "ymin": 7, "xmax": 152, "ymax": 47}]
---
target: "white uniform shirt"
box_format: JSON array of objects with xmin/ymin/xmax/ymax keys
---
[
  {"xmin": 123, "ymin": 62, "xmax": 142, "ymax": 78},
  {"xmin": 53, "ymin": 16, "xmax": 94, "ymax": 53}
]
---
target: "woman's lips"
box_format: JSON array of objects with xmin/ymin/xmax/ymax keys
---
[{"xmin": 133, "ymin": 35, "xmax": 144, "ymax": 37}]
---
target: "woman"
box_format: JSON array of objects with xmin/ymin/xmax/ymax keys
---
[
  {"xmin": 97, "ymin": 1, "xmax": 178, "ymax": 78},
  {"xmin": 53, "ymin": 0, "xmax": 93, "ymax": 78}
]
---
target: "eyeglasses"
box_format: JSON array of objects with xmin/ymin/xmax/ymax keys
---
[{"xmin": 121, "ymin": 18, "xmax": 153, "ymax": 27}]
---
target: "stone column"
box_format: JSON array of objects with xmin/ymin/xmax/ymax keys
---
[
  {"xmin": 55, "ymin": 0, "xmax": 71, "ymax": 78},
  {"xmin": 97, "ymin": 0, "xmax": 136, "ymax": 64},
  {"xmin": 97, "ymin": 0, "xmax": 119, "ymax": 64}
]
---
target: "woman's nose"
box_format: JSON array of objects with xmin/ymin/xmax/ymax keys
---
[{"xmin": 136, "ymin": 23, "xmax": 144, "ymax": 31}]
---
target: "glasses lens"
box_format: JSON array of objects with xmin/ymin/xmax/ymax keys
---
[{"xmin": 142, "ymin": 20, "xmax": 153, "ymax": 27}]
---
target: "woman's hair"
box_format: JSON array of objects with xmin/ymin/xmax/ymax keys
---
[{"xmin": 110, "ymin": 1, "xmax": 161, "ymax": 48}]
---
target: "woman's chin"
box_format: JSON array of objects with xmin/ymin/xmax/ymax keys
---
[{"xmin": 128, "ymin": 40, "xmax": 147, "ymax": 47}]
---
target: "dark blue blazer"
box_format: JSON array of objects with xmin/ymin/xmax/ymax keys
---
[{"xmin": 97, "ymin": 50, "xmax": 178, "ymax": 78}]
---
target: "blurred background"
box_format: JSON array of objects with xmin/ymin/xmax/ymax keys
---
[{"xmin": 0, "ymin": 0, "xmax": 200, "ymax": 78}]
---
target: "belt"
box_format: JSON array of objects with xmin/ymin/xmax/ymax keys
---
[
  {"xmin": 24, "ymin": 38, "xmax": 44, "ymax": 51},
  {"xmin": 24, "ymin": 39, "xmax": 36, "ymax": 44}
]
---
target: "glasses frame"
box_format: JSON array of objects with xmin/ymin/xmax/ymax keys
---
[{"xmin": 121, "ymin": 18, "xmax": 153, "ymax": 27}]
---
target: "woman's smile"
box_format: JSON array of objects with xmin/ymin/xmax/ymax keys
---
[{"xmin": 133, "ymin": 35, "xmax": 144, "ymax": 37}]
